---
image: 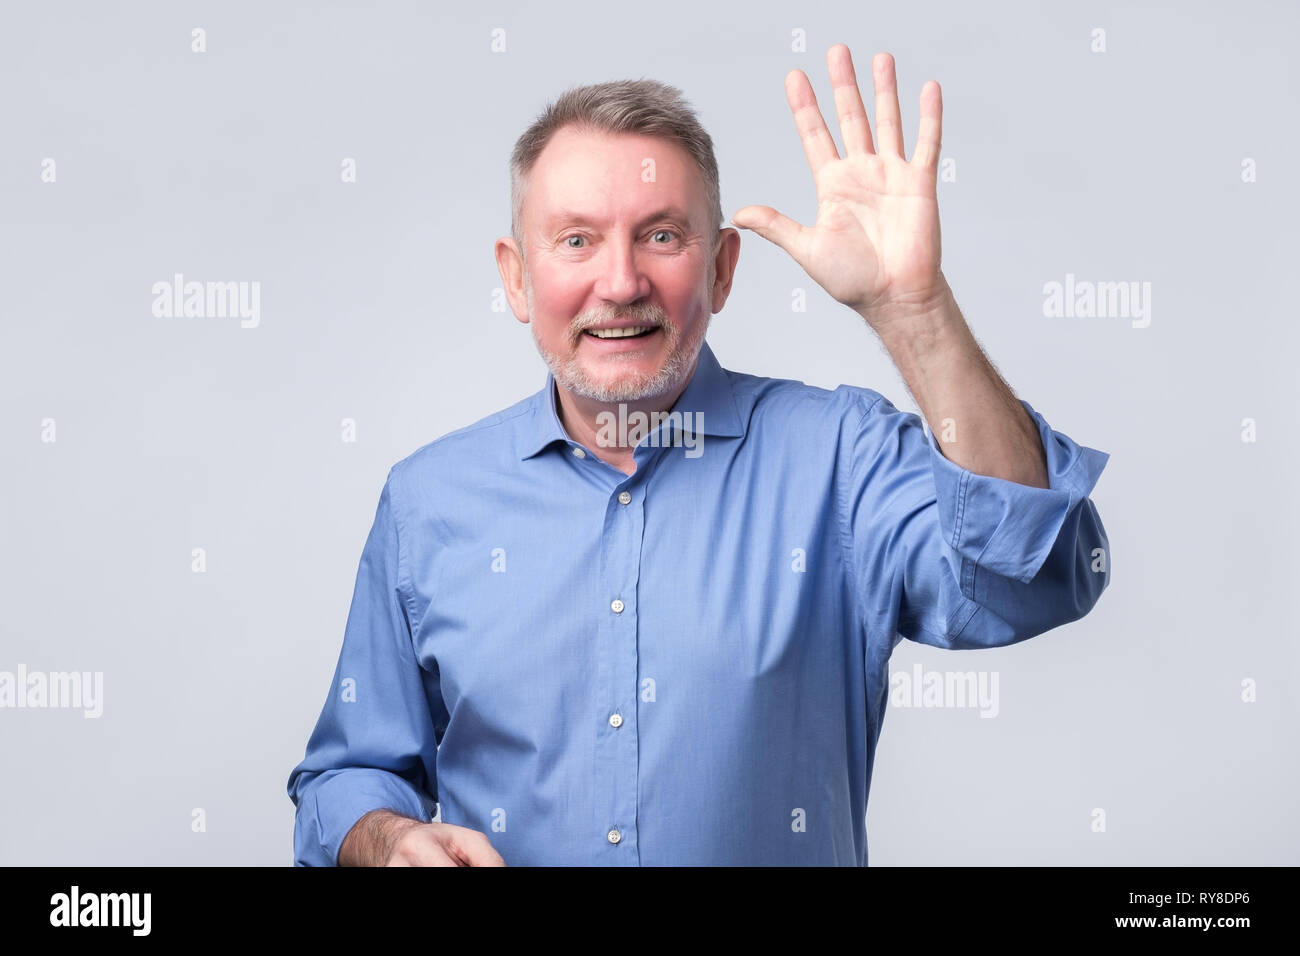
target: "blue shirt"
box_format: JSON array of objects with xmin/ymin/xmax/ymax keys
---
[{"xmin": 286, "ymin": 342, "xmax": 1110, "ymax": 866}]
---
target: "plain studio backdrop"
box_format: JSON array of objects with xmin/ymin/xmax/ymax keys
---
[{"xmin": 1, "ymin": 0, "xmax": 1295, "ymax": 865}]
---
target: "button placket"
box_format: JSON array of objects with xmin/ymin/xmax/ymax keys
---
[{"xmin": 596, "ymin": 476, "xmax": 644, "ymax": 861}]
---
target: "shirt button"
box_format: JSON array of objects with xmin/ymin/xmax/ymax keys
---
[
  {"xmin": 572, "ymin": 447, "xmax": 586, "ymax": 459},
  {"xmin": 610, "ymin": 599, "xmax": 624, "ymax": 614},
  {"xmin": 617, "ymin": 491, "xmax": 632, "ymax": 505},
  {"xmin": 609, "ymin": 713, "xmax": 623, "ymax": 728},
  {"xmin": 607, "ymin": 828, "xmax": 622, "ymax": 844}
]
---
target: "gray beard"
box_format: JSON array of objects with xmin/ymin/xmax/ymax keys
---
[{"xmin": 536, "ymin": 317, "xmax": 710, "ymax": 403}]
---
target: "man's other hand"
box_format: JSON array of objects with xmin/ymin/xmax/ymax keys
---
[{"xmin": 339, "ymin": 809, "xmax": 508, "ymax": 866}]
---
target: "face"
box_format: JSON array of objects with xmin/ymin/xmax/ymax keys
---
[{"xmin": 501, "ymin": 126, "xmax": 736, "ymax": 405}]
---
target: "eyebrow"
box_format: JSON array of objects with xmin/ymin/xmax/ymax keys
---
[{"xmin": 543, "ymin": 207, "xmax": 695, "ymax": 232}]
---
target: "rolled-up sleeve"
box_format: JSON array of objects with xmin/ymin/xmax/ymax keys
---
[
  {"xmin": 286, "ymin": 466, "xmax": 440, "ymax": 865},
  {"xmin": 841, "ymin": 391, "xmax": 1110, "ymax": 652}
]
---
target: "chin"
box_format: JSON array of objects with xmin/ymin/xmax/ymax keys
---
[{"xmin": 572, "ymin": 365, "xmax": 676, "ymax": 404}]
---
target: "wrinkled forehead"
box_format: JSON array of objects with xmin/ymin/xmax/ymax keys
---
[{"xmin": 526, "ymin": 126, "xmax": 709, "ymax": 233}]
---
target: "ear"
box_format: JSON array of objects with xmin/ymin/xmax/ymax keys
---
[
  {"xmin": 709, "ymin": 227, "xmax": 742, "ymax": 313},
  {"xmin": 494, "ymin": 237, "xmax": 530, "ymax": 324}
]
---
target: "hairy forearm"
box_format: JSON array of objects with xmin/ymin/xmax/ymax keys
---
[
  {"xmin": 338, "ymin": 808, "xmax": 425, "ymax": 867},
  {"xmin": 864, "ymin": 277, "xmax": 1049, "ymax": 488}
]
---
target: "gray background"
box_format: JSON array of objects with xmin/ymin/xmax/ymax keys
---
[{"xmin": 1, "ymin": 0, "xmax": 1295, "ymax": 865}]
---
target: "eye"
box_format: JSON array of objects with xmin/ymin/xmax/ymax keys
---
[
  {"xmin": 650, "ymin": 229, "xmax": 678, "ymax": 244},
  {"xmin": 564, "ymin": 235, "xmax": 586, "ymax": 249}
]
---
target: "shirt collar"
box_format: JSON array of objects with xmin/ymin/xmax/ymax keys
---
[{"xmin": 519, "ymin": 340, "xmax": 744, "ymax": 461}]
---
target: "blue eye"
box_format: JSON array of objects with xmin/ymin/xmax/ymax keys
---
[
  {"xmin": 651, "ymin": 230, "xmax": 677, "ymax": 243},
  {"xmin": 565, "ymin": 235, "xmax": 586, "ymax": 248}
]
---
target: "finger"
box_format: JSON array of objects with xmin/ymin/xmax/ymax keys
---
[
  {"xmin": 827, "ymin": 43, "xmax": 874, "ymax": 156},
  {"xmin": 417, "ymin": 842, "xmax": 462, "ymax": 867},
  {"xmin": 730, "ymin": 204, "xmax": 808, "ymax": 262},
  {"xmin": 913, "ymin": 80, "xmax": 943, "ymax": 168},
  {"xmin": 464, "ymin": 835, "xmax": 507, "ymax": 867},
  {"xmin": 872, "ymin": 52, "xmax": 904, "ymax": 159},
  {"xmin": 447, "ymin": 826, "xmax": 508, "ymax": 867},
  {"xmin": 784, "ymin": 69, "xmax": 839, "ymax": 177},
  {"xmin": 388, "ymin": 838, "xmax": 459, "ymax": 867}
]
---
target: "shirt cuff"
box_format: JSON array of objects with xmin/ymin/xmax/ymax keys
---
[
  {"xmin": 311, "ymin": 768, "xmax": 434, "ymax": 867},
  {"xmin": 928, "ymin": 399, "xmax": 1109, "ymax": 586}
]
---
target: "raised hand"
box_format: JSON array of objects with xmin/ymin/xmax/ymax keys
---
[{"xmin": 732, "ymin": 45, "xmax": 945, "ymax": 330}]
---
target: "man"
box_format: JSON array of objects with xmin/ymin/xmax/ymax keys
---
[{"xmin": 287, "ymin": 45, "xmax": 1110, "ymax": 866}]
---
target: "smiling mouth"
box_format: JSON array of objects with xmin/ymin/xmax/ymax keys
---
[{"xmin": 583, "ymin": 326, "xmax": 659, "ymax": 340}]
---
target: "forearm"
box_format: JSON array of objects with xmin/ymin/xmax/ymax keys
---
[
  {"xmin": 338, "ymin": 808, "xmax": 425, "ymax": 867},
  {"xmin": 864, "ymin": 277, "xmax": 1048, "ymax": 488}
]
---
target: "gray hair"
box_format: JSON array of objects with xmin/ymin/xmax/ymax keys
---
[{"xmin": 509, "ymin": 78, "xmax": 723, "ymax": 263}]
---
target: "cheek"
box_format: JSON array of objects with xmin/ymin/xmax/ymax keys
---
[
  {"xmin": 650, "ymin": 261, "xmax": 707, "ymax": 307},
  {"xmin": 533, "ymin": 274, "xmax": 588, "ymax": 319}
]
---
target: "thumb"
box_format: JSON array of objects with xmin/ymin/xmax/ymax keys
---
[{"xmin": 730, "ymin": 205, "xmax": 806, "ymax": 258}]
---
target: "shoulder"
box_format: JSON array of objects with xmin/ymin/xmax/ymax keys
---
[
  {"xmin": 723, "ymin": 364, "xmax": 892, "ymax": 435},
  {"xmin": 386, "ymin": 391, "xmax": 538, "ymax": 498}
]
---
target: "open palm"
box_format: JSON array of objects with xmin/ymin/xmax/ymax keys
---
[{"xmin": 733, "ymin": 46, "xmax": 945, "ymax": 325}]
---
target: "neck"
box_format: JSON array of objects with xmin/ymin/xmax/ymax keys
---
[{"xmin": 553, "ymin": 356, "xmax": 700, "ymax": 476}]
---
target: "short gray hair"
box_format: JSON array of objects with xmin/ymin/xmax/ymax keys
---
[{"xmin": 509, "ymin": 78, "xmax": 723, "ymax": 262}]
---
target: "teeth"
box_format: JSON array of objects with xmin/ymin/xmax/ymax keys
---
[{"xmin": 588, "ymin": 326, "xmax": 654, "ymax": 339}]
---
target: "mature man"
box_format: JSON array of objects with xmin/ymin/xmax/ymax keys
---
[{"xmin": 287, "ymin": 46, "xmax": 1110, "ymax": 866}]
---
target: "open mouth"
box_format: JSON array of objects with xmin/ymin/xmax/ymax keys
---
[{"xmin": 583, "ymin": 326, "xmax": 660, "ymax": 340}]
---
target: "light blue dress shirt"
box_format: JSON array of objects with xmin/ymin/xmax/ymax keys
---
[{"xmin": 287, "ymin": 341, "xmax": 1110, "ymax": 866}]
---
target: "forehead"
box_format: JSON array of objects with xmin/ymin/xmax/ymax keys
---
[{"xmin": 526, "ymin": 125, "xmax": 707, "ymax": 229}]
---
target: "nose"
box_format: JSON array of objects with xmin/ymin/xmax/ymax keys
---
[{"xmin": 592, "ymin": 235, "xmax": 651, "ymax": 306}]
